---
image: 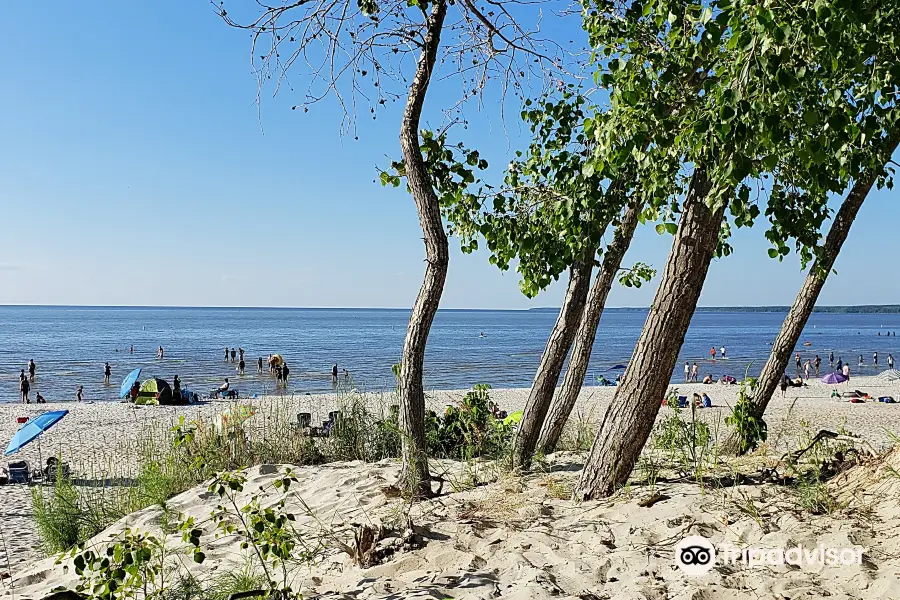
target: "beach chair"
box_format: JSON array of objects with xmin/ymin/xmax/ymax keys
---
[
  {"xmin": 7, "ymin": 460, "xmax": 30, "ymax": 484},
  {"xmin": 296, "ymin": 413, "xmax": 312, "ymax": 428}
]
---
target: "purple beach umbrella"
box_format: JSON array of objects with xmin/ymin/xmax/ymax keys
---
[{"xmin": 822, "ymin": 372, "xmax": 848, "ymax": 384}]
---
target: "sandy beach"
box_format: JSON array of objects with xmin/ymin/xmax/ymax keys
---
[{"xmin": 2, "ymin": 374, "xmax": 899, "ymax": 594}]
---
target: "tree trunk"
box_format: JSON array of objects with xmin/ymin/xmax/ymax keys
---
[
  {"xmin": 513, "ymin": 251, "xmax": 595, "ymax": 468},
  {"xmin": 397, "ymin": 1, "xmax": 448, "ymax": 498},
  {"xmin": 575, "ymin": 171, "xmax": 725, "ymax": 500},
  {"xmin": 720, "ymin": 133, "xmax": 900, "ymax": 455},
  {"xmin": 538, "ymin": 199, "xmax": 643, "ymax": 454}
]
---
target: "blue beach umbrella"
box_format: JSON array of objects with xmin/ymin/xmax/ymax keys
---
[
  {"xmin": 5, "ymin": 410, "xmax": 69, "ymax": 456},
  {"xmin": 120, "ymin": 368, "xmax": 142, "ymax": 398}
]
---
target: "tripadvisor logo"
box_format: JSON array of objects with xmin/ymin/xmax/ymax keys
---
[
  {"xmin": 675, "ymin": 535, "xmax": 866, "ymax": 577},
  {"xmin": 674, "ymin": 536, "xmax": 716, "ymax": 576}
]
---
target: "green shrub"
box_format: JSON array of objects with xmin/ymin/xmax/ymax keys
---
[{"xmin": 31, "ymin": 472, "xmax": 83, "ymax": 553}]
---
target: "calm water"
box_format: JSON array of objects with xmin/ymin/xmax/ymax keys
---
[{"xmin": 1, "ymin": 306, "xmax": 899, "ymax": 403}]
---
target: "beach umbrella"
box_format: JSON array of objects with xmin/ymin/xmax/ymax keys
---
[
  {"xmin": 120, "ymin": 368, "xmax": 142, "ymax": 398},
  {"xmin": 5, "ymin": 410, "xmax": 68, "ymax": 456},
  {"xmin": 878, "ymin": 369, "xmax": 900, "ymax": 382},
  {"xmin": 822, "ymin": 372, "xmax": 848, "ymax": 384}
]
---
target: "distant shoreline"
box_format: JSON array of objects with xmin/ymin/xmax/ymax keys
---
[{"xmin": 2, "ymin": 304, "xmax": 900, "ymax": 314}]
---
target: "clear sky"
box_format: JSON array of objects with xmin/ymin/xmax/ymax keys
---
[{"xmin": 1, "ymin": 2, "xmax": 897, "ymax": 310}]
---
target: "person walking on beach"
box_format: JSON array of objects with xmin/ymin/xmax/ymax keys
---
[
  {"xmin": 780, "ymin": 374, "xmax": 789, "ymax": 397},
  {"xmin": 238, "ymin": 358, "xmax": 245, "ymax": 375},
  {"xmin": 257, "ymin": 357, "xmax": 263, "ymax": 373},
  {"xmin": 684, "ymin": 362, "xmax": 690, "ymax": 382},
  {"xmin": 20, "ymin": 372, "xmax": 30, "ymax": 404},
  {"xmin": 873, "ymin": 352, "xmax": 878, "ymax": 368},
  {"xmin": 814, "ymin": 355, "xmax": 821, "ymax": 377},
  {"xmin": 795, "ymin": 353, "xmax": 802, "ymax": 377},
  {"xmin": 691, "ymin": 362, "xmax": 699, "ymax": 382},
  {"xmin": 230, "ymin": 348, "xmax": 236, "ymax": 363},
  {"xmin": 104, "ymin": 362, "xmax": 111, "ymax": 384},
  {"xmin": 76, "ymin": 386, "xmax": 84, "ymax": 402},
  {"xmin": 710, "ymin": 347, "xmax": 716, "ymax": 361},
  {"xmin": 332, "ymin": 364, "xmax": 338, "ymax": 383},
  {"xmin": 28, "ymin": 359, "xmax": 36, "ymax": 381},
  {"xmin": 842, "ymin": 363, "xmax": 850, "ymax": 381},
  {"xmin": 889, "ymin": 354, "xmax": 894, "ymax": 370},
  {"xmin": 803, "ymin": 359, "xmax": 811, "ymax": 380}
]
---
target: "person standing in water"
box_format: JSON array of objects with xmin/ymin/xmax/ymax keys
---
[
  {"xmin": 332, "ymin": 364, "xmax": 338, "ymax": 383},
  {"xmin": 230, "ymin": 348, "xmax": 236, "ymax": 363},
  {"xmin": 829, "ymin": 351, "xmax": 834, "ymax": 365},
  {"xmin": 282, "ymin": 363, "xmax": 290, "ymax": 386},
  {"xmin": 130, "ymin": 345, "xmax": 134, "ymax": 354},
  {"xmin": 720, "ymin": 346, "xmax": 726, "ymax": 359},
  {"xmin": 28, "ymin": 359, "xmax": 36, "ymax": 381},
  {"xmin": 795, "ymin": 353, "xmax": 802, "ymax": 376},
  {"xmin": 803, "ymin": 359, "xmax": 811, "ymax": 380},
  {"xmin": 874, "ymin": 352, "xmax": 878, "ymax": 368},
  {"xmin": 710, "ymin": 347, "xmax": 716, "ymax": 361},
  {"xmin": 238, "ymin": 348, "xmax": 244, "ymax": 362},
  {"xmin": 238, "ymin": 358, "xmax": 245, "ymax": 375},
  {"xmin": 257, "ymin": 357, "xmax": 263, "ymax": 373},
  {"xmin": 224, "ymin": 347, "xmax": 229, "ymax": 361},
  {"xmin": 104, "ymin": 362, "xmax": 111, "ymax": 384},
  {"xmin": 684, "ymin": 361, "xmax": 690, "ymax": 382},
  {"xmin": 814, "ymin": 355, "xmax": 821, "ymax": 377},
  {"xmin": 20, "ymin": 372, "xmax": 30, "ymax": 404},
  {"xmin": 889, "ymin": 354, "xmax": 894, "ymax": 370},
  {"xmin": 76, "ymin": 386, "xmax": 84, "ymax": 402},
  {"xmin": 691, "ymin": 362, "xmax": 699, "ymax": 382},
  {"xmin": 859, "ymin": 355, "xmax": 864, "ymax": 368}
]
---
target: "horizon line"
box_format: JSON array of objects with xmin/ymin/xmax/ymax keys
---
[{"xmin": 2, "ymin": 303, "xmax": 899, "ymax": 311}]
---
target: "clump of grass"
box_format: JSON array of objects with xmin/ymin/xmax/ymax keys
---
[{"xmin": 30, "ymin": 472, "xmax": 82, "ymax": 553}]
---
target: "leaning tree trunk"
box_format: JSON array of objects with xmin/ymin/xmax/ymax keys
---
[
  {"xmin": 397, "ymin": 1, "xmax": 448, "ymax": 498},
  {"xmin": 538, "ymin": 199, "xmax": 643, "ymax": 454},
  {"xmin": 720, "ymin": 133, "xmax": 900, "ymax": 455},
  {"xmin": 513, "ymin": 251, "xmax": 595, "ymax": 468},
  {"xmin": 575, "ymin": 172, "xmax": 725, "ymax": 500}
]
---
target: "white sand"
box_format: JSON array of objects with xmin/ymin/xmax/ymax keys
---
[{"xmin": 1, "ymin": 376, "xmax": 899, "ymax": 597}]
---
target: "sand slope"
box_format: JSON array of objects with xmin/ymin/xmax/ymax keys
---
[{"xmin": 5, "ymin": 452, "xmax": 900, "ymax": 600}]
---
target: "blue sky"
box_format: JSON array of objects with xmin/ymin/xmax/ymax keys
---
[{"xmin": 1, "ymin": 2, "xmax": 897, "ymax": 309}]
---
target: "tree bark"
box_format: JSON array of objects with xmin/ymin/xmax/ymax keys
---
[
  {"xmin": 397, "ymin": 1, "xmax": 448, "ymax": 497},
  {"xmin": 575, "ymin": 171, "xmax": 725, "ymax": 500},
  {"xmin": 538, "ymin": 199, "xmax": 643, "ymax": 454},
  {"xmin": 720, "ymin": 133, "xmax": 900, "ymax": 455},
  {"xmin": 513, "ymin": 250, "xmax": 595, "ymax": 468}
]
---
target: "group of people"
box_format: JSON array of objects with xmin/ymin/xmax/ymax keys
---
[{"xmin": 18, "ymin": 361, "xmax": 45, "ymax": 404}]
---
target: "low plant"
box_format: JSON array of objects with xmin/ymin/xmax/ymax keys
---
[{"xmin": 724, "ymin": 368, "xmax": 768, "ymax": 454}]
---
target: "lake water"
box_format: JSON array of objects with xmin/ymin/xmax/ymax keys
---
[{"xmin": 1, "ymin": 306, "xmax": 899, "ymax": 403}]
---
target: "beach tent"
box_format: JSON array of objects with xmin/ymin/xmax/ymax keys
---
[
  {"xmin": 822, "ymin": 372, "xmax": 849, "ymax": 384},
  {"xmin": 137, "ymin": 378, "xmax": 172, "ymax": 405},
  {"xmin": 878, "ymin": 369, "xmax": 900, "ymax": 382}
]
